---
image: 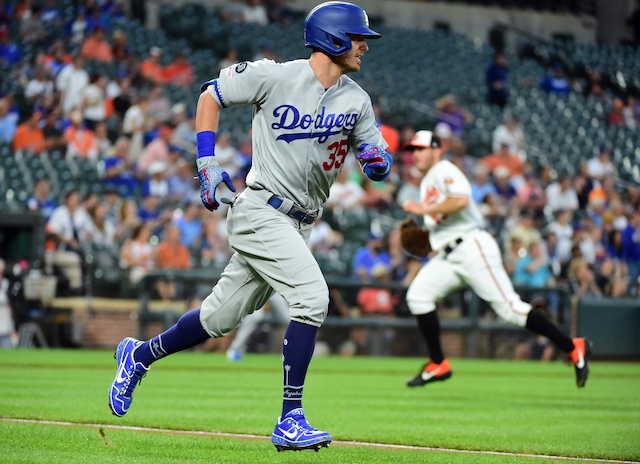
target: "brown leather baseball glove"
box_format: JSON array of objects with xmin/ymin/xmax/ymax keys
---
[{"xmin": 399, "ymin": 218, "xmax": 432, "ymax": 257}]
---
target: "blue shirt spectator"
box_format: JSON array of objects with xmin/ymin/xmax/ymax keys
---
[
  {"xmin": 540, "ymin": 64, "xmax": 570, "ymax": 96},
  {"xmin": 0, "ymin": 97, "xmax": 17, "ymax": 143},
  {"xmin": 0, "ymin": 27, "xmax": 20, "ymax": 65},
  {"xmin": 174, "ymin": 202, "xmax": 202, "ymax": 249},
  {"xmin": 514, "ymin": 242, "xmax": 553, "ymax": 288},
  {"xmin": 352, "ymin": 234, "xmax": 392, "ymax": 282},
  {"xmin": 486, "ymin": 51, "xmax": 508, "ymax": 108}
]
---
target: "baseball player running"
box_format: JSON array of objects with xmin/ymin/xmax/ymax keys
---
[
  {"xmin": 108, "ymin": 1, "xmax": 391, "ymax": 453},
  {"xmin": 401, "ymin": 130, "xmax": 591, "ymax": 389}
]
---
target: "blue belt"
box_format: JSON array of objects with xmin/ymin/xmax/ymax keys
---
[{"xmin": 267, "ymin": 195, "xmax": 318, "ymax": 225}]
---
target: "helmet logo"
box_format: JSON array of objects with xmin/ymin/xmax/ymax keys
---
[{"xmin": 363, "ymin": 10, "xmax": 370, "ymax": 26}]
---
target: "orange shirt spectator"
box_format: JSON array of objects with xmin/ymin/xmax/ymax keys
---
[
  {"xmin": 155, "ymin": 224, "xmax": 191, "ymax": 269},
  {"xmin": 380, "ymin": 123, "xmax": 400, "ymax": 154},
  {"xmin": 80, "ymin": 27, "xmax": 113, "ymax": 62},
  {"xmin": 162, "ymin": 53, "xmax": 193, "ymax": 87},
  {"xmin": 480, "ymin": 144, "xmax": 524, "ymax": 177},
  {"xmin": 140, "ymin": 47, "xmax": 165, "ymax": 84},
  {"xmin": 64, "ymin": 110, "xmax": 97, "ymax": 159},
  {"xmin": 13, "ymin": 112, "xmax": 45, "ymax": 154}
]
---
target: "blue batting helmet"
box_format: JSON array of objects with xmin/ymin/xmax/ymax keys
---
[{"xmin": 304, "ymin": 2, "xmax": 381, "ymax": 57}]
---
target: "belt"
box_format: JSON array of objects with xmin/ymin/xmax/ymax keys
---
[
  {"xmin": 443, "ymin": 237, "xmax": 464, "ymax": 254},
  {"xmin": 267, "ymin": 195, "xmax": 319, "ymax": 225}
]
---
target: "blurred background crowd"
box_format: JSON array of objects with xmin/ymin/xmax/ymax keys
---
[{"xmin": 0, "ymin": 0, "xmax": 638, "ymax": 323}]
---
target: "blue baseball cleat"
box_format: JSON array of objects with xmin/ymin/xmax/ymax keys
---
[
  {"xmin": 271, "ymin": 408, "xmax": 331, "ymax": 452},
  {"xmin": 108, "ymin": 337, "xmax": 149, "ymax": 417}
]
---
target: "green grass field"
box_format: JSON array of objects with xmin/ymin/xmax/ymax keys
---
[{"xmin": 0, "ymin": 349, "xmax": 639, "ymax": 463}]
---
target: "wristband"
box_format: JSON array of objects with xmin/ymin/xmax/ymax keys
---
[{"xmin": 197, "ymin": 131, "xmax": 216, "ymax": 159}]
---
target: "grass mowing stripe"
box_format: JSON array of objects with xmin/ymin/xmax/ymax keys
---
[{"xmin": 2, "ymin": 418, "xmax": 637, "ymax": 464}]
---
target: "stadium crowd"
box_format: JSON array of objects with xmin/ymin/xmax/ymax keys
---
[{"xmin": 0, "ymin": 0, "xmax": 638, "ymax": 312}]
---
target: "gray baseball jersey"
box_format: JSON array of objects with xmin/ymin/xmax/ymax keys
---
[{"xmin": 206, "ymin": 59, "xmax": 387, "ymax": 210}]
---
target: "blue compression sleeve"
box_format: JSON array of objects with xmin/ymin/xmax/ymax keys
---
[{"xmin": 197, "ymin": 131, "xmax": 216, "ymax": 159}]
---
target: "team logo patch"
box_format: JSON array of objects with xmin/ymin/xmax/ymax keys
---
[
  {"xmin": 235, "ymin": 62, "xmax": 247, "ymax": 73},
  {"xmin": 445, "ymin": 178, "xmax": 454, "ymax": 185}
]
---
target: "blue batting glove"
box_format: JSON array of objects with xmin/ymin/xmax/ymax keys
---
[
  {"xmin": 196, "ymin": 156, "xmax": 236, "ymax": 212},
  {"xmin": 357, "ymin": 144, "xmax": 392, "ymax": 181}
]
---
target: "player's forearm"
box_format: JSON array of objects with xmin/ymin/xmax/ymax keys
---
[
  {"xmin": 195, "ymin": 91, "xmax": 220, "ymax": 133},
  {"xmin": 424, "ymin": 197, "xmax": 469, "ymax": 216}
]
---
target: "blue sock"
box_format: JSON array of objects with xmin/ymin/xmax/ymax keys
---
[
  {"xmin": 281, "ymin": 320, "xmax": 318, "ymax": 417},
  {"xmin": 134, "ymin": 308, "xmax": 210, "ymax": 367}
]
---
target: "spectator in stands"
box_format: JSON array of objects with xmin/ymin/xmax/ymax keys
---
[
  {"xmin": 104, "ymin": 136, "xmax": 141, "ymax": 197},
  {"xmin": 40, "ymin": 0, "xmax": 61, "ymax": 26},
  {"xmin": 122, "ymin": 93, "xmax": 148, "ymax": 162},
  {"xmin": 434, "ymin": 93, "xmax": 473, "ymax": 137},
  {"xmin": 146, "ymin": 84, "xmax": 172, "ymax": 124},
  {"xmin": 387, "ymin": 227, "xmax": 422, "ymax": 285},
  {"xmin": 56, "ymin": 53, "xmax": 89, "ymax": 118},
  {"xmin": 64, "ymin": 109, "xmax": 98, "ymax": 160},
  {"xmin": 81, "ymin": 72, "xmax": 107, "ymax": 131},
  {"xmin": 470, "ymin": 164, "xmax": 497, "ymax": 205},
  {"xmin": 608, "ymin": 98, "xmax": 626, "ymax": 127},
  {"xmin": 69, "ymin": 7, "xmax": 88, "ymax": 45},
  {"xmin": 545, "ymin": 172, "xmax": 579, "ymax": 213},
  {"xmin": 352, "ymin": 233, "xmax": 392, "ymax": 284},
  {"xmin": 143, "ymin": 161, "xmax": 170, "ymax": 203},
  {"xmin": 19, "ymin": 4, "xmax": 46, "ymax": 46},
  {"xmin": 27, "ymin": 178, "xmax": 56, "ymax": 219},
  {"xmin": 81, "ymin": 26, "xmax": 113, "ymax": 62},
  {"xmin": 267, "ymin": 0, "xmax": 294, "ymax": 26},
  {"xmin": 396, "ymin": 166, "xmax": 422, "ymax": 209},
  {"xmin": 199, "ymin": 215, "xmax": 232, "ymax": 267},
  {"xmin": 583, "ymin": 68, "xmax": 606, "ymax": 99},
  {"xmin": 114, "ymin": 198, "xmax": 141, "ymax": 243},
  {"xmin": 140, "ymin": 46, "xmax": 164, "ymax": 85},
  {"xmin": 486, "ymin": 50, "xmax": 508, "ymax": 108},
  {"xmin": 546, "ymin": 209, "xmax": 575, "ymax": 264},
  {"xmin": 568, "ymin": 259, "xmax": 601, "ymax": 297},
  {"xmin": 163, "ymin": 52, "xmax": 193, "ymax": 87},
  {"xmin": 0, "ymin": 25, "xmax": 19, "ymax": 65},
  {"xmin": 0, "ymin": 258, "xmax": 17, "ymax": 348},
  {"xmin": 110, "ymin": 29, "xmax": 130, "ymax": 63},
  {"xmin": 85, "ymin": 203, "xmax": 116, "ymax": 248},
  {"xmin": 621, "ymin": 209, "xmax": 640, "ymax": 296},
  {"xmin": 514, "ymin": 241, "xmax": 554, "ymax": 288},
  {"xmin": 492, "ymin": 165, "xmax": 517, "ymax": 207},
  {"xmin": 243, "ymin": 0, "xmax": 269, "ymax": 26},
  {"xmin": 434, "ymin": 122, "xmax": 452, "ymax": 156},
  {"xmin": 155, "ymin": 223, "xmax": 192, "ymax": 300},
  {"xmin": 540, "ymin": 63, "xmax": 570, "ymax": 96},
  {"xmin": 94, "ymin": 121, "xmax": 112, "ymax": 158},
  {"xmin": 326, "ymin": 167, "xmax": 365, "ymax": 212},
  {"xmin": 308, "ymin": 216, "xmax": 342, "ymax": 256},
  {"xmin": 43, "ymin": 40, "xmax": 70, "ymax": 77},
  {"xmin": 445, "ymin": 137, "xmax": 475, "ymax": 179},
  {"xmin": 139, "ymin": 123, "xmax": 174, "ymax": 174},
  {"xmin": 174, "ymin": 201, "xmax": 203, "ymax": 251},
  {"xmin": 40, "ymin": 106, "xmax": 64, "ymax": 152},
  {"xmin": 252, "ymin": 39, "xmax": 278, "ymax": 62},
  {"xmin": 0, "ymin": 97, "xmax": 17, "ymax": 143},
  {"xmin": 208, "ymin": 129, "xmax": 238, "ymax": 176},
  {"xmin": 480, "ymin": 142, "xmax": 524, "ymax": 183},
  {"xmin": 595, "ymin": 257, "xmax": 629, "ymax": 298},
  {"xmin": 516, "ymin": 170, "xmax": 546, "ymax": 215},
  {"xmin": 13, "ymin": 109, "xmax": 44, "ymax": 155},
  {"xmin": 167, "ymin": 158, "xmax": 197, "ymax": 205},
  {"xmin": 171, "ymin": 108, "xmax": 197, "ymax": 156},
  {"xmin": 492, "ymin": 113, "xmax": 524, "ymax": 155},
  {"xmin": 219, "ymin": 0, "xmax": 246, "ymax": 23},
  {"xmin": 373, "ymin": 103, "xmax": 400, "ymax": 154},
  {"xmin": 217, "ymin": 48, "xmax": 239, "ymax": 72},
  {"xmin": 507, "ymin": 208, "xmax": 542, "ymax": 251},
  {"xmin": 46, "ymin": 188, "xmax": 90, "ymax": 294},
  {"xmin": 119, "ymin": 222, "xmax": 155, "ymax": 285},
  {"xmin": 24, "ymin": 64, "xmax": 54, "ymax": 106},
  {"xmin": 110, "ymin": 75, "xmax": 133, "ymax": 120}
]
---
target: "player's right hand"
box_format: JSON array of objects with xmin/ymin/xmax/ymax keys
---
[{"xmin": 196, "ymin": 156, "xmax": 236, "ymax": 212}]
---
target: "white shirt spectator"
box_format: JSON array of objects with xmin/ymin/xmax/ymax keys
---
[
  {"xmin": 82, "ymin": 82, "xmax": 106, "ymax": 122},
  {"xmin": 326, "ymin": 171, "xmax": 365, "ymax": 211},
  {"xmin": 56, "ymin": 62, "xmax": 89, "ymax": 117},
  {"xmin": 48, "ymin": 205, "xmax": 92, "ymax": 245},
  {"xmin": 545, "ymin": 181, "xmax": 579, "ymax": 213},
  {"xmin": 492, "ymin": 122, "xmax": 525, "ymax": 154}
]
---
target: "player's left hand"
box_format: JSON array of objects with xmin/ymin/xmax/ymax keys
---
[
  {"xmin": 357, "ymin": 144, "xmax": 392, "ymax": 181},
  {"xmin": 196, "ymin": 156, "xmax": 236, "ymax": 212}
]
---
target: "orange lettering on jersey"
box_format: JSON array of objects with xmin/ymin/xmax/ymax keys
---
[
  {"xmin": 445, "ymin": 177, "xmax": 454, "ymax": 185},
  {"xmin": 422, "ymin": 187, "xmax": 447, "ymax": 224}
]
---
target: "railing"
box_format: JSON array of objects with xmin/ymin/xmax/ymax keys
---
[{"xmin": 137, "ymin": 269, "xmax": 572, "ymax": 357}]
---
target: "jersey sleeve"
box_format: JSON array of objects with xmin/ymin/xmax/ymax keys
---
[
  {"xmin": 348, "ymin": 95, "xmax": 388, "ymax": 153},
  {"xmin": 439, "ymin": 162, "xmax": 472, "ymax": 199},
  {"xmin": 205, "ymin": 60, "xmax": 271, "ymax": 109}
]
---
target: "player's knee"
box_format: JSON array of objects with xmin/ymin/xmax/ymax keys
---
[
  {"xmin": 406, "ymin": 288, "xmax": 437, "ymax": 315},
  {"xmin": 289, "ymin": 287, "xmax": 329, "ymax": 326},
  {"xmin": 492, "ymin": 302, "xmax": 530, "ymax": 327}
]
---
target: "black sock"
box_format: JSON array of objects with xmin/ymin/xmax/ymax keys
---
[
  {"xmin": 416, "ymin": 312, "xmax": 445, "ymax": 364},
  {"xmin": 525, "ymin": 309, "xmax": 574, "ymax": 353}
]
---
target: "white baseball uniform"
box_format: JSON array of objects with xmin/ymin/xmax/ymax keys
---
[
  {"xmin": 199, "ymin": 59, "xmax": 386, "ymax": 336},
  {"xmin": 406, "ymin": 159, "xmax": 532, "ymax": 326}
]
